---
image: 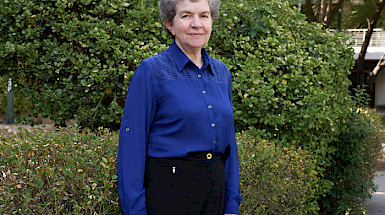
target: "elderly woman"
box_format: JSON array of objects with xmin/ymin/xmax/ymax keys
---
[{"xmin": 117, "ymin": 0, "xmax": 241, "ymax": 214}]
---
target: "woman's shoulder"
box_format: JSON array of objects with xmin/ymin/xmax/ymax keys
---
[
  {"xmin": 137, "ymin": 49, "xmax": 177, "ymax": 83},
  {"xmin": 140, "ymin": 49, "xmax": 172, "ymax": 67},
  {"xmin": 206, "ymin": 56, "xmax": 232, "ymax": 85},
  {"xmin": 208, "ymin": 57, "xmax": 230, "ymax": 73}
]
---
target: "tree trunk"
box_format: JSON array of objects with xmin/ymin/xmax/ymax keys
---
[
  {"xmin": 304, "ymin": 0, "xmax": 345, "ymax": 28},
  {"xmin": 356, "ymin": 0, "xmax": 385, "ymax": 85},
  {"xmin": 319, "ymin": 0, "xmax": 328, "ymax": 23},
  {"xmin": 305, "ymin": 0, "xmax": 316, "ymax": 22}
]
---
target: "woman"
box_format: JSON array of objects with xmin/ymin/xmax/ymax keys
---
[{"xmin": 117, "ymin": 0, "xmax": 241, "ymax": 214}]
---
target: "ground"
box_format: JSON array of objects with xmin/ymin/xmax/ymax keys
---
[{"xmin": 0, "ymin": 112, "xmax": 56, "ymax": 135}]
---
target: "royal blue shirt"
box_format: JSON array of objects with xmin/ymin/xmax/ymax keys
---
[{"xmin": 117, "ymin": 41, "xmax": 241, "ymax": 215}]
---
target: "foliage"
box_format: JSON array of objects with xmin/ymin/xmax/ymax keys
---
[
  {"xmin": 318, "ymin": 89, "xmax": 384, "ymax": 214},
  {"xmin": 0, "ymin": 127, "xmax": 320, "ymax": 214},
  {"xmin": 0, "ymin": 0, "xmax": 172, "ymax": 129},
  {"xmin": 238, "ymin": 128, "xmax": 320, "ymax": 214},
  {"xmin": 211, "ymin": 0, "xmax": 355, "ymax": 204},
  {"xmin": 333, "ymin": 0, "xmax": 385, "ymax": 29},
  {"xmin": 0, "ymin": 127, "xmax": 121, "ymax": 214},
  {"xmin": 381, "ymin": 114, "xmax": 385, "ymax": 126}
]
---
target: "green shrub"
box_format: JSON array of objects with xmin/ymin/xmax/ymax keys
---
[
  {"xmin": 319, "ymin": 108, "xmax": 384, "ymax": 213},
  {"xmin": 238, "ymin": 128, "xmax": 320, "ymax": 214},
  {"xmin": 0, "ymin": 126, "xmax": 322, "ymax": 214},
  {"xmin": 0, "ymin": 127, "xmax": 120, "ymax": 214},
  {"xmin": 0, "ymin": 0, "xmax": 171, "ymax": 129},
  {"xmin": 211, "ymin": 0, "xmax": 355, "ymax": 210}
]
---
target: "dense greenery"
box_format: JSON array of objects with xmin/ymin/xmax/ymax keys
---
[
  {"xmin": 0, "ymin": 128, "xmax": 320, "ymax": 214},
  {"xmin": 0, "ymin": 0, "xmax": 383, "ymax": 214},
  {"xmin": 0, "ymin": 0, "xmax": 171, "ymax": 128},
  {"xmin": 0, "ymin": 127, "xmax": 120, "ymax": 214},
  {"xmin": 238, "ymin": 129, "xmax": 320, "ymax": 214},
  {"xmin": 320, "ymin": 91, "xmax": 384, "ymax": 214}
]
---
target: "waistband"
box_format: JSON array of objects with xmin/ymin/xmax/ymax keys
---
[{"xmin": 147, "ymin": 151, "xmax": 223, "ymax": 162}]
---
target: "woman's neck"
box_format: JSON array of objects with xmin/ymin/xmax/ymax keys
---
[
  {"xmin": 186, "ymin": 52, "xmax": 203, "ymax": 69},
  {"xmin": 175, "ymin": 41, "xmax": 204, "ymax": 69}
]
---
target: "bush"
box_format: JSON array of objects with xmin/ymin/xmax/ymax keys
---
[
  {"xmin": 0, "ymin": 0, "xmax": 171, "ymax": 129},
  {"xmin": 0, "ymin": 127, "xmax": 120, "ymax": 214},
  {"xmin": 238, "ymin": 128, "xmax": 320, "ymax": 214},
  {"xmin": 0, "ymin": 127, "xmax": 322, "ymax": 214},
  {"xmin": 211, "ymin": 0, "xmax": 355, "ymax": 210},
  {"xmin": 319, "ymin": 94, "xmax": 384, "ymax": 213}
]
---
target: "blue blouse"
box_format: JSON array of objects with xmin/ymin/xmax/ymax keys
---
[{"xmin": 117, "ymin": 41, "xmax": 241, "ymax": 215}]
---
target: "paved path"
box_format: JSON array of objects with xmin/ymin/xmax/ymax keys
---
[{"xmin": 366, "ymin": 171, "xmax": 385, "ymax": 215}]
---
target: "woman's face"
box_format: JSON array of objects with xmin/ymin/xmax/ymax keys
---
[{"xmin": 164, "ymin": 0, "xmax": 212, "ymax": 54}]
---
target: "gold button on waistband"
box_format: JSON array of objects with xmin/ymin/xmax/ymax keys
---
[{"xmin": 206, "ymin": 153, "xmax": 213, "ymax": 160}]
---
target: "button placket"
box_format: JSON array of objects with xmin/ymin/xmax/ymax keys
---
[{"xmin": 197, "ymin": 68, "xmax": 217, "ymax": 148}]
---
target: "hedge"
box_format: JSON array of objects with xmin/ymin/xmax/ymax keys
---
[
  {"xmin": 0, "ymin": 0, "xmax": 171, "ymax": 129},
  {"xmin": 319, "ymin": 90, "xmax": 384, "ymax": 214},
  {"xmin": 0, "ymin": 127, "xmax": 120, "ymax": 214},
  {"xmin": 238, "ymin": 128, "xmax": 320, "ymax": 214},
  {"xmin": 0, "ymin": 127, "xmax": 320, "ymax": 214}
]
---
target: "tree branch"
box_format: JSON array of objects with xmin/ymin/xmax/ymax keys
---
[
  {"xmin": 319, "ymin": 0, "xmax": 327, "ymax": 23},
  {"xmin": 356, "ymin": 0, "xmax": 385, "ymax": 76},
  {"xmin": 373, "ymin": 51, "xmax": 385, "ymax": 76}
]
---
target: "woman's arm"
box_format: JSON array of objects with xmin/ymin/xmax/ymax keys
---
[
  {"xmin": 223, "ymin": 72, "xmax": 242, "ymax": 215},
  {"xmin": 117, "ymin": 61, "xmax": 157, "ymax": 215}
]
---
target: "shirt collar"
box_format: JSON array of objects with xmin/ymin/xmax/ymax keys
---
[{"xmin": 168, "ymin": 41, "xmax": 213, "ymax": 75}]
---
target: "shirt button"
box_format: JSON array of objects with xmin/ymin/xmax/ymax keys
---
[
  {"xmin": 198, "ymin": 74, "xmax": 202, "ymax": 78},
  {"xmin": 125, "ymin": 128, "xmax": 130, "ymax": 132},
  {"xmin": 208, "ymin": 105, "xmax": 212, "ymax": 109},
  {"xmin": 206, "ymin": 153, "xmax": 213, "ymax": 160},
  {"xmin": 211, "ymin": 123, "xmax": 216, "ymax": 127},
  {"xmin": 202, "ymin": 90, "xmax": 206, "ymax": 94}
]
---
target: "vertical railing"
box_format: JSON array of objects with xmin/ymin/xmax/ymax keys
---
[{"xmin": 345, "ymin": 28, "xmax": 385, "ymax": 47}]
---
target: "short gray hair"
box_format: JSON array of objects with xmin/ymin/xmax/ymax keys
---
[{"xmin": 159, "ymin": 0, "xmax": 221, "ymax": 23}]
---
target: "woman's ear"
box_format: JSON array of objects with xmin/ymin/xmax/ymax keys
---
[{"xmin": 163, "ymin": 21, "xmax": 175, "ymax": 36}]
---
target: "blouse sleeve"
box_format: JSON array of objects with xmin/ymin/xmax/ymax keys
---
[
  {"xmin": 117, "ymin": 61, "xmax": 157, "ymax": 215},
  {"xmin": 224, "ymin": 72, "xmax": 242, "ymax": 214}
]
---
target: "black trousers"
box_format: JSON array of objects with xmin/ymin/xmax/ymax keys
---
[{"xmin": 145, "ymin": 152, "xmax": 225, "ymax": 215}]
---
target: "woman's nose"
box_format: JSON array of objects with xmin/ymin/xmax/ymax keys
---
[{"xmin": 191, "ymin": 16, "xmax": 203, "ymax": 28}]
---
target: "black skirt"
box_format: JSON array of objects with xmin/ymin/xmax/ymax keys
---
[{"xmin": 145, "ymin": 152, "xmax": 225, "ymax": 215}]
